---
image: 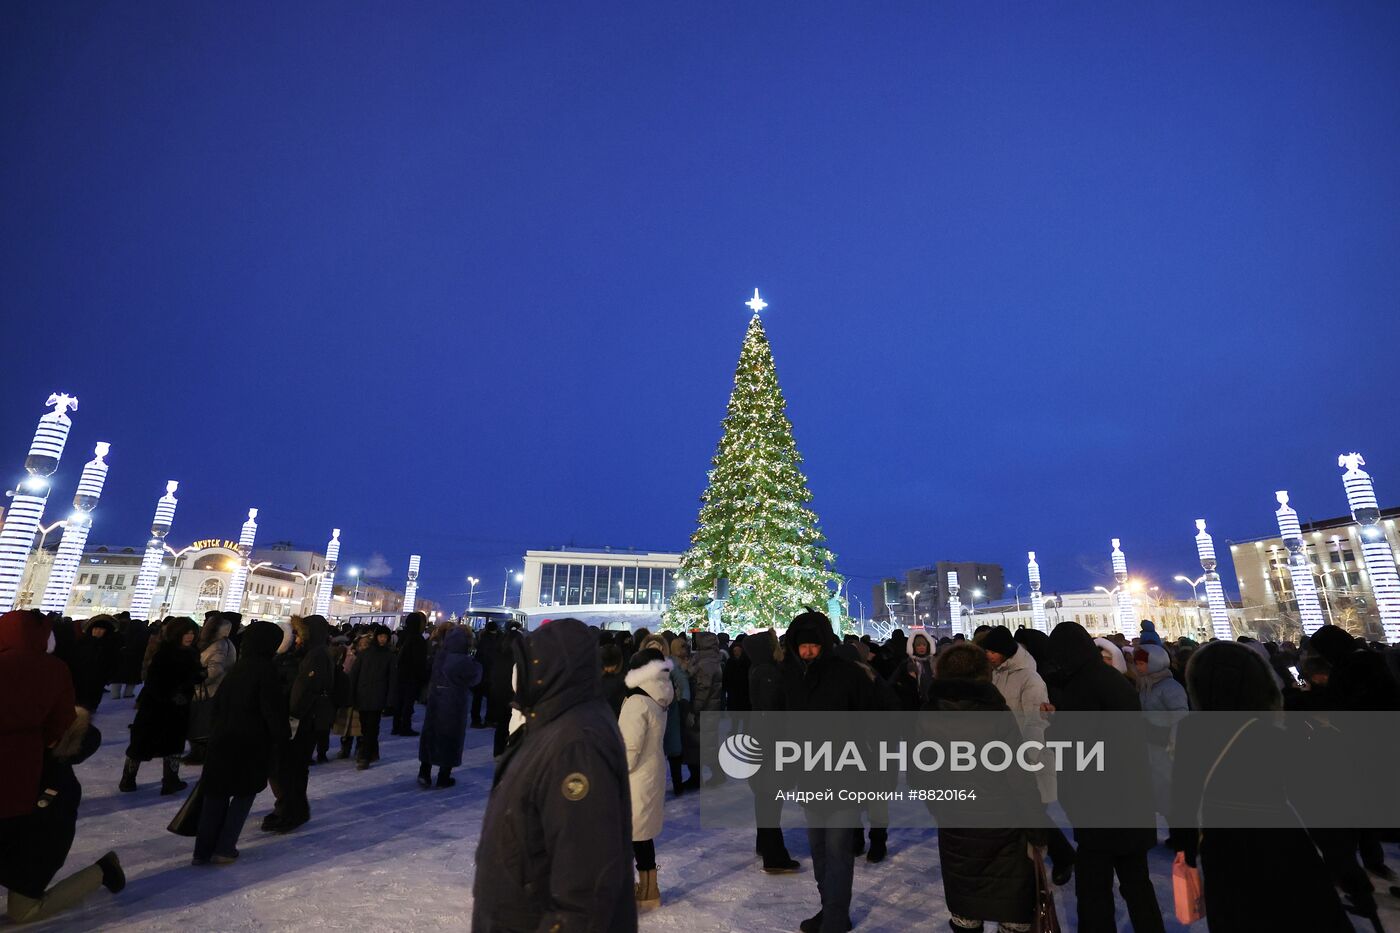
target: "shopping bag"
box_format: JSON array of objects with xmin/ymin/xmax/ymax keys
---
[
  {"xmin": 167, "ymin": 778, "xmax": 206, "ymax": 837},
  {"xmin": 1030, "ymin": 844, "xmax": 1062, "ymax": 933},
  {"xmin": 1173, "ymin": 851, "xmax": 1205, "ymax": 924}
]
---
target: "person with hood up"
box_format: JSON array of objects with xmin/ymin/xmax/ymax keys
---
[
  {"xmin": 122, "ymin": 617, "xmax": 204, "ymax": 795},
  {"xmin": 65, "ymin": 615, "xmax": 119, "ymax": 712},
  {"xmin": 473, "ymin": 618, "xmax": 635, "ymax": 932},
  {"xmin": 668, "ymin": 636, "xmax": 703, "ymax": 790},
  {"xmin": 418, "ymin": 626, "xmax": 482, "ymax": 788},
  {"xmin": 0, "ymin": 609, "xmax": 77, "ymax": 821},
  {"xmin": 196, "ymin": 620, "xmax": 289, "ymax": 864},
  {"xmin": 1168, "ymin": 641, "xmax": 1350, "ymax": 932},
  {"xmin": 471, "ymin": 620, "xmax": 500, "ymax": 728},
  {"xmin": 335, "ymin": 631, "xmax": 371, "ymax": 759},
  {"xmin": 1137, "ymin": 619, "xmax": 1163, "ymax": 647},
  {"xmin": 746, "ymin": 628, "xmax": 801, "ymax": 873},
  {"xmin": 111, "ymin": 614, "xmax": 148, "ymax": 699},
  {"xmin": 920, "ymin": 642, "xmax": 1044, "ymax": 933},
  {"xmin": 782, "ymin": 610, "xmax": 879, "ymax": 933},
  {"xmin": 890, "ymin": 630, "xmax": 935, "ymax": 710},
  {"xmin": 346, "ymin": 624, "xmax": 395, "ymax": 770},
  {"xmin": 1093, "ymin": 637, "xmax": 1130, "ymax": 677},
  {"xmin": 1045, "ymin": 621, "xmax": 1163, "ymax": 933},
  {"xmin": 640, "ymin": 632, "xmax": 691, "ymax": 794},
  {"xmin": 0, "ymin": 692, "xmax": 125, "ymax": 924},
  {"xmin": 600, "ymin": 644, "xmax": 627, "ymax": 717},
  {"xmin": 264, "ymin": 614, "xmax": 332, "ymax": 832},
  {"xmin": 185, "ymin": 613, "xmax": 236, "ymax": 765},
  {"xmin": 392, "ymin": 611, "xmax": 429, "ymax": 736},
  {"xmin": 1133, "ymin": 643, "xmax": 1188, "ymax": 819},
  {"xmin": 619, "ymin": 647, "xmax": 674, "ymax": 911},
  {"xmin": 688, "ymin": 631, "xmax": 725, "ymax": 786}
]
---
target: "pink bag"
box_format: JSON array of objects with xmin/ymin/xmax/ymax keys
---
[{"xmin": 1173, "ymin": 851, "xmax": 1204, "ymax": 924}]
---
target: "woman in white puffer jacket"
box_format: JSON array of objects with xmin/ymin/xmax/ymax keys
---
[{"xmin": 619, "ymin": 647, "xmax": 674, "ymax": 913}]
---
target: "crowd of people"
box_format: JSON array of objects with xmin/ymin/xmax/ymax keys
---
[{"xmin": 2, "ymin": 602, "xmax": 1399, "ymax": 931}]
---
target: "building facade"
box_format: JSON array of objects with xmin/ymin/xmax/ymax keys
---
[
  {"xmin": 1229, "ymin": 506, "xmax": 1400, "ymax": 641},
  {"xmin": 967, "ymin": 589, "xmax": 1243, "ymax": 641},
  {"xmin": 518, "ymin": 547, "xmax": 683, "ymax": 630},
  {"xmin": 873, "ymin": 561, "xmax": 1006, "ymax": 628}
]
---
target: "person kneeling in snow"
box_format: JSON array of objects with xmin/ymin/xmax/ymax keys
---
[{"xmin": 473, "ymin": 617, "xmax": 636, "ymax": 932}]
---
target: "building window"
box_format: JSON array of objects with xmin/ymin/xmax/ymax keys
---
[
  {"xmin": 596, "ymin": 565, "xmax": 612, "ymax": 603},
  {"xmin": 538, "ymin": 564, "xmax": 555, "ymax": 607},
  {"xmin": 104, "ymin": 574, "xmax": 114, "ymax": 586},
  {"xmin": 581, "ymin": 565, "xmax": 596, "ymax": 604}
]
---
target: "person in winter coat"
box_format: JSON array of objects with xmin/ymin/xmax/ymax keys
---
[
  {"xmin": 1133, "ymin": 643, "xmax": 1188, "ymax": 818},
  {"xmin": 688, "ymin": 631, "xmax": 724, "ymax": 786},
  {"xmin": 1045, "ymin": 621, "xmax": 1163, "ymax": 933},
  {"xmin": 472, "ymin": 620, "xmax": 500, "ymax": 728},
  {"xmin": 111, "ymin": 614, "xmax": 148, "ymax": 699},
  {"xmin": 982, "ymin": 625, "xmax": 1074, "ymax": 883},
  {"xmin": 1138, "ymin": 619, "xmax": 1163, "ymax": 647},
  {"xmin": 920, "ymin": 642, "xmax": 1044, "ymax": 932},
  {"xmin": 489, "ymin": 625, "xmax": 523, "ymax": 756},
  {"xmin": 890, "ymin": 630, "xmax": 935, "ymax": 710},
  {"xmin": 873, "ymin": 629, "xmax": 906, "ymax": 680},
  {"xmin": 782, "ymin": 610, "xmax": 880, "ymax": 933},
  {"xmin": 346, "ymin": 624, "xmax": 395, "ymax": 769},
  {"xmin": 196, "ymin": 621, "xmax": 289, "ymax": 864},
  {"xmin": 185, "ymin": 613, "xmax": 236, "ymax": 765},
  {"xmin": 619, "ymin": 648, "xmax": 674, "ymax": 911},
  {"xmin": 0, "ymin": 610, "xmax": 77, "ymax": 822},
  {"xmin": 1168, "ymin": 641, "xmax": 1350, "ymax": 932},
  {"xmin": 840, "ymin": 641, "xmax": 901, "ymax": 864},
  {"xmin": 392, "ymin": 611, "xmax": 429, "ymax": 736},
  {"xmin": 65, "ymin": 615, "xmax": 120, "ymax": 712},
  {"xmin": 264, "ymin": 614, "xmax": 333, "ymax": 832},
  {"xmin": 668, "ymin": 636, "xmax": 705, "ymax": 789},
  {"xmin": 0, "ymin": 705, "xmax": 125, "ymax": 923},
  {"xmin": 1093, "ymin": 636, "xmax": 1130, "ymax": 676},
  {"xmin": 640, "ymin": 633, "xmax": 691, "ymax": 793},
  {"xmin": 334, "ymin": 632, "xmax": 371, "ymax": 759},
  {"xmin": 721, "ymin": 636, "xmax": 751, "ymax": 729},
  {"xmin": 472, "ymin": 618, "xmax": 636, "ymax": 933},
  {"xmin": 600, "ymin": 644, "xmax": 627, "ymax": 718},
  {"xmin": 122, "ymin": 617, "xmax": 204, "ymax": 795},
  {"xmin": 418, "ymin": 626, "xmax": 482, "ymax": 788},
  {"xmin": 746, "ymin": 628, "xmax": 800, "ymax": 872}
]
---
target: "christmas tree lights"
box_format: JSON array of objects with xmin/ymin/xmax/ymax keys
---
[{"xmin": 664, "ymin": 291, "xmax": 841, "ymax": 634}]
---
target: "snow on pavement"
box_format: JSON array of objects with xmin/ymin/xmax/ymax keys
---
[{"xmin": 19, "ymin": 702, "xmax": 1397, "ymax": 931}]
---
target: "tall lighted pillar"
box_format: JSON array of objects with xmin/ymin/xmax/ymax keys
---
[
  {"xmin": 0, "ymin": 393, "xmax": 78, "ymax": 611},
  {"xmin": 1193, "ymin": 519, "xmax": 1233, "ymax": 640},
  {"xmin": 1338, "ymin": 453, "xmax": 1400, "ymax": 643},
  {"xmin": 946, "ymin": 570, "xmax": 963, "ymax": 636},
  {"xmin": 314, "ymin": 528, "xmax": 340, "ymax": 617},
  {"xmin": 39, "ymin": 442, "xmax": 111, "ymax": 614},
  {"xmin": 128, "ymin": 481, "xmax": 179, "ymax": 621},
  {"xmin": 1027, "ymin": 551, "xmax": 1048, "ymax": 633},
  {"xmin": 403, "ymin": 554, "xmax": 421, "ymax": 615},
  {"xmin": 1274, "ymin": 491, "xmax": 1325, "ymax": 635},
  {"xmin": 1110, "ymin": 538, "xmax": 1135, "ymax": 633},
  {"xmin": 221, "ymin": 508, "xmax": 259, "ymax": 613}
]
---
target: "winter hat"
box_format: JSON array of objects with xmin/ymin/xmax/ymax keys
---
[
  {"xmin": 1307, "ymin": 624, "xmax": 1357, "ymax": 669},
  {"xmin": 980, "ymin": 625, "xmax": 1018, "ymax": 659},
  {"xmin": 1139, "ymin": 620, "xmax": 1163, "ymax": 647},
  {"xmin": 1186, "ymin": 640, "xmax": 1281, "ymax": 711},
  {"xmin": 934, "ymin": 641, "xmax": 991, "ymax": 681},
  {"xmin": 787, "ymin": 610, "xmax": 834, "ymax": 650},
  {"xmin": 627, "ymin": 647, "xmax": 665, "ymax": 671},
  {"xmin": 1134, "ymin": 644, "xmax": 1171, "ymax": 674},
  {"xmin": 1093, "ymin": 637, "xmax": 1128, "ymax": 674}
]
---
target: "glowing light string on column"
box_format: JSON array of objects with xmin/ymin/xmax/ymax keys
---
[
  {"xmin": 222, "ymin": 508, "xmax": 259, "ymax": 613},
  {"xmin": 0, "ymin": 393, "xmax": 78, "ymax": 610},
  {"xmin": 947, "ymin": 571, "xmax": 963, "ymax": 637},
  {"xmin": 403, "ymin": 554, "xmax": 421, "ymax": 615},
  {"xmin": 1110, "ymin": 538, "xmax": 1135, "ymax": 633},
  {"xmin": 40, "ymin": 442, "xmax": 111, "ymax": 614},
  {"xmin": 1193, "ymin": 519, "xmax": 1233, "ymax": 640},
  {"xmin": 1027, "ymin": 551, "xmax": 1048, "ymax": 633},
  {"xmin": 1274, "ymin": 491, "xmax": 1325, "ymax": 636},
  {"xmin": 1338, "ymin": 453, "xmax": 1400, "ymax": 643},
  {"xmin": 128, "ymin": 481, "xmax": 179, "ymax": 622},
  {"xmin": 314, "ymin": 528, "xmax": 340, "ymax": 617}
]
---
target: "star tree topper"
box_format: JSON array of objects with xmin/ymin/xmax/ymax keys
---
[{"xmin": 745, "ymin": 288, "xmax": 768, "ymax": 314}]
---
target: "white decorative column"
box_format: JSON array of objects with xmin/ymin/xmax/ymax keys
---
[
  {"xmin": 1338, "ymin": 453, "xmax": 1400, "ymax": 643},
  {"xmin": 403, "ymin": 554, "xmax": 421, "ymax": 614},
  {"xmin": 1193, "ymin": 519, "xmax": 1233, "ymax": 640},
  {"xmin": 0, "ymin": 393, "xmax": 78, "ymax": 610},
  {"xmin": 1027, "ymin": 551, "xmax": 1048, "ymax": 632},
  {"xmin": 314, "ymin": 528, "xmax": 340, "ymax": 617},
  {"xmin": 221, "ymin": 508, "xmax": 259, "ymax": 612},
  {"xmin": 946, "ymin": 570, "xmax": 963, "ymax": 636},
  {"xmin": 1110, "ymin": 538, "xmax": 1135, "ymax": 633},
  {"xmin": 128, "ymin": 481, "xmax": 179, "ymax": 621},
  {"xmin": 40, "ymin": 442, "xmax": 111, "ymax": 614},
  {"xmin": 1274, "ymin": 491, "xmax": 1326, "ymax": 635}
]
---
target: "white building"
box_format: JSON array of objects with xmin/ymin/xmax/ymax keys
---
[
  {"xmin": 519, "ymin": 547, "xmax": 683, "ymax": 630},
  {"xmin": 963, "ymin": 588, "xmax": 1244, "ymax": 641}
]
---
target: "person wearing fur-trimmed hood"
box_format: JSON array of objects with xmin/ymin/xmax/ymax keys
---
[{"xmin": 620, "ymin": 648, "xmax": 674, "ymax": 912}]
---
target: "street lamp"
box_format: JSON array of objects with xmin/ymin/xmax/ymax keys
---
[
  {"xmin": 348, "ymin": 566, "xmax": 361, "ymax": 605},
  {"xmin": 1007, "ymin": 582, "xmax": 1024, "ymax": 612},
  {"xmin": 906, "ymin": 590, "xmax": 920, "ymax": 628},
  {"xmin": 467, "ymin": 575, "xmax": 480, "ymax": 611},
  {"xmin": 18, "ymin": 520, "xmax": 67, "ymax": 608},
  {"xmin": 502, "ymin": 568, "xmax": 522, "ymax": 606},
  {"xmin": 970, "ymin": 588, "xmax": 983, "ymax": 618},
  {"xmin": 1174, "ymin": 574, "xmax": 1206, "ymax": 636}
]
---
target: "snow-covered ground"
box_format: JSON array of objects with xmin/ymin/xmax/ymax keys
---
[{"xmin": 19, "ymin": 701, "xmax": 1399, "ymax": 931}]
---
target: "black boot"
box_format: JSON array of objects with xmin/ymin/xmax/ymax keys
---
[
  {"xmin": 337, "ymin": 737, "xmax": 353, "ymax": 759},
  {"xmin": 851, "ymin": 829, "xmax": 866, "ymax": 857},
  {"xmin": 418, "ymin": 762, "xmax": 432, "ymax": 788},
  {"xmin": 866, "ymin": 827, "xmax": 888, "ymax": 863},
  {"xmin": 119, "ymin": 757, "xmax": 139, "ymax": 793},
  {"xmin": 436, "ymin": 767, "xmax": 455, "ymax": 789},
  {"xmin": 758, "ymin": 827, "xmax": 801, "ymax": 873},
  {"xmin": 670, "ymin": 758, "xmax": 685, "ymax": 796},
  {"xmin": 161, "ymin": 756, "xmax": 187, "ymax": 796},
  {"xmin": 97, "ymin": 852, "xmax": 126, "ymax": 893}
]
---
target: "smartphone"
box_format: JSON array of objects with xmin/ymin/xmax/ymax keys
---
[{"xmin": 1288, "ymin": 665, "xmax": 1302, "ymax": 684}]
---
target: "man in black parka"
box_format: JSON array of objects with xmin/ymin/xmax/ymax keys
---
[
  {"xmin": 265, "ymin": 615, "xmax": 331, "ymax": 832},
  {"xmin": 392, "ymin": 612, "xmax": 429, "ymax": 736},
  {"xmin": 472, "ymin": 617, "xmax": 635, "ymax": 933}
]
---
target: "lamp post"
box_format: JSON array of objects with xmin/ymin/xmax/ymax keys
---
[
  {"xmin": 1175, "ymin": 574, "xmax": 1206, "ymax": 637},
  {"xmin": 906, "ymin": 590, "xmax": 920, "ymax": 629},
  {"xmin": 348, "ymin": 567, "xmax": 362, "ymax": 606},
  {"xmin": 467, "ymin": 576, "xmax": 480, "ymax": 612},
  {"xmin": 18, "ymin": 520, "xmax": 67, "ymax": 609},
  {"xmin": 502, "ymin": 568, "xmax": 523, "ymax": 607},
  {"xmin": 969, "ymin": 588, "xmax": 983, "ymax": 618},
  {"xmin": 1007, "ymin": 582, "xmax": 1024, "ymax": 612},
  {"xmin": 157, "ymin": 544, "xmax": 198, "ymax": 618},
  {"xmin": 239, "ymin": 561, "xmax": 273, "ymax": 615}
]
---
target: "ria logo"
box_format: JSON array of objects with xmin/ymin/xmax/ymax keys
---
[{"xmin": 719, "ymin": 733, "xmax": 764, "ymax": 780}]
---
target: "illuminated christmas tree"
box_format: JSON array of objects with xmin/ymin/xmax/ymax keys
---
[{"xmin": 664, "ymin": 290, "xmax": 841, "ymax": 634}]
